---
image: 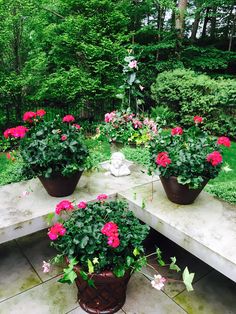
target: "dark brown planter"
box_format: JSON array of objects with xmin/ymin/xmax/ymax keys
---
[
  {"xmin": 160, "ymin": 176, "xmax": 209, "ymax": 205},
  {"xmin": 74, "ymin": 264, "xmax": 131, "ymax": 314},
  {"xmin": 38, "ymin": 171, "xmax": 83, "ymax": 197}
]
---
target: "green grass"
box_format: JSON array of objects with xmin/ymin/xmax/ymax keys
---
[
  {"xmin": 0, "ymin": 140, "xmax": 236, "ymax": 204},
  {"xmin": 205, "ymin": 142, "xmax": 236, "ymax": 204}
]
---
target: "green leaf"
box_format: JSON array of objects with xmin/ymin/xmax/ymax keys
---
[
  {"xmin": 87, "ymin": 259, "xmax": 94, "ymax": 274},
  {"xmin": 133, "ymin": 248, "xmax": 140, "ymax": 257},
  {"xmin": 80, "ymin": 270, "xmax": 88, "ymax": 281},
  {"xmin": 156, "ymin": 248, "xmax": 165, "ymax": 266},
  {"xmin": 80, "ymin": 236, "xmax": 89, "ymax": 248},
  {"xmin": 113, "ymin": 266, "xmax": 125, "ymax": 278},
  {"xmin": 170, "ymin": 257, "xmax": 181, "ymax": 272},
  {"xmin": 45, "ymin": 212, "xmax": 55, "ymax": 225},
  {"xmin": 182, "ymin": 267, "xmax": 195, "ymax": 292},
  {"xmin": 88, "ymin": 279, "xmax": 96, "ymax": 288}
]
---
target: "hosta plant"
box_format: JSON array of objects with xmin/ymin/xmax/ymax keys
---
[{"xmin": 149, "ymin": 116, "xmax": 231, "ymax": 189}]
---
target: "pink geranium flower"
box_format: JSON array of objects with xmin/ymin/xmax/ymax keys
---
[
  {"xmin": 78, "ymin": 201, "xmax": 87, "ymax": 209},
  {"xmin": 156, "ymin": 152, "xmax": 171, "ymax": 167},
  {"xmin": 61, "ymin": 135, "xmax": 67, "ymax": 141},
  {"xmin": 55, "ymin": 200, "xmax": 74, "ymax": 215},
  {"xmin": 193, "ymin": 116, "xmax": 203, "ymax": 124},
  {"xmin": 97, "ymin": 194, "xmax": 108, "ymax": 201},
  {"xmin": 48, "ymin": 223, "xmax": 66, "ymax": 240},
  {"xmin": 217, "ymin": 136, "xmax": 231, "ymax": 147},
  {"xmin": 206, "ymin": 151, "xmax": 223, "ymax": 166},
  {"xmin": 73, "ymin": 124, "xmax": 81, "ymax": 130},
  {"xmin": 36, "ymin": 109, "xmax": 46, "ymax": 117},
  {"xmin": 23, "ymin": 111, "xmax": 37, "ymax": 123},
  {"xmin": 171, "ymin": 127, "xmax": 183, "ymax": 136},
  {"xmin": 63, "ymin": 115, "xmax": 75, "ymax": 123},
  {"xmin": 4, "ymin": 126, "xmax": 28, "ymax": 139}
]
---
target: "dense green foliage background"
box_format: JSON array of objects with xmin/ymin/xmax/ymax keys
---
[{"xmin": 0, "ymin": 0, "xmax": 235, "ymax": 131}]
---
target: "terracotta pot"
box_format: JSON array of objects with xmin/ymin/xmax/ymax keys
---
[
  {"xmin": 74, "ymin": 264, "xmax": 131, "ymax": 314},
  {"xmin": 160, "ymin": 176, "xmax": 209, "ymax": 205},
  {"xmin": 38, "ymin": 171, "xmax": 83, "ymax": 197}
]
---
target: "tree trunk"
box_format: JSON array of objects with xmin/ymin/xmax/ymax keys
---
[
  {"xmin": 175, "ymin": 0, "xmax": 188, "ymax": 38},
  {"xmin": 210, "ymin": 7, "xmax": 217, "ymax": 39},
  {"xmin": 228, "ymin": 13, "xmax": 236, "ymax": 51},
  {"xmin": 202, "ymin": 7, "xmax": 210, "ymax": 37},
  {"xmin": 191, "ymin": 2, "xmax": 201, "ymax": 40}
]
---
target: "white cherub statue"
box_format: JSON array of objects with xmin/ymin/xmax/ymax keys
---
[{"xmin": 109, "ymin": 152, "xmax": 131, "ymax": 177}]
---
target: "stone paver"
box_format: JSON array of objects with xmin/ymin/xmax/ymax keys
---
[
  {"xmin": 119, "ymin": 181, "xmax": 236, "ymax": 282},
  {"xmin": 123, "ymin": 273, "xmax": 186, "ymax": 314},
  {"xmin": 0, "ymin": 276, "xmax": 78, "ymax": 314},
  {"xmin": 174, "ymin": 270, "xmax": 236, "ymax": 314},
  {"xmin": 16, "ymin": 230, "xmax": 64, "ymax": 281},
  {"xmin": 0, "ymin": 240, "xmax": 41, "ymax": 302},
  {"xmin": 145, "ymin": 231, "xmax": 212, "ymax": 298}
]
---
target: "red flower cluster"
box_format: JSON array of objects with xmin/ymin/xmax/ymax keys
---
[
  {"xmin": 55, "ymin": 200, "xmax": 74, "ymax": 215},
  {"xmin": 3, "ymin": 126, "xmax": 28, "ymax": 139},
  {"xmin": 101, "ymin": 222, "xmax": 120, "ymax": 248},
  {"xmin": 206, "ymin": 151, "xmax": 223, "ymax": 166},
  {"xmin": 156, "ymin": 152, "xmax": 171, "ymax": 167},
  {"xmin": 193, "ymin": 116, "xmax": 203, "ymax": 124},
  {"xmin": 77, "ymin": 201, "xmax": 87, "ymax": 209},
  {"xmin": 171, "ymin": 127, "xmax": 183, "ymax": 136},
  {"xmin": 48, "ymin": 223, "xmax": 66, "ymax": 240},
  {"xmin": 23, "ymin": 109, "xmax": 46, "ymax": 123},
  {"xmin": 63, "ymin": 115, "xmax": 75, "ymax": 123},
  {"xmin": 97, "ymin": 194, "xmax": 108, "ymax": 201},
  {"xmin": 217, "ymin": 136, "xmax": 231, "ymax": 147}
]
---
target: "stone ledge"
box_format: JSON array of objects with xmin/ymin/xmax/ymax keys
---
[
  {"xmin": 0, "ymin": 165, "xmax": 157, "ymax": 244},
  {"xmin": 118, "ymin": 181, "xmax": 236, "ymax": 283}
]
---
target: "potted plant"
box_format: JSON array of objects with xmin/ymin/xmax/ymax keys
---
[
  {"xmin": 149, "ymin": 116, "xmax": 231, "ymax": 205},
  {"xmin": 3, "ymin": 110, "xmax": 89, "ymax": 197},
  {"xmin": 98, "ymin": 109, "xmax": 158, "ymax": 151},
  {"xmin": 44, "ymin": 194, "xmax": 195, "ymax": 314}
]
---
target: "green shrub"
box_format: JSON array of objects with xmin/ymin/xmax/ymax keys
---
[
  {"xmin": 151, "ymin": 69, "xmax": 236, "ymax": 138},
  {"xmin": 150, "ymin": 105, "xmax": 176, "ymax": 128}
]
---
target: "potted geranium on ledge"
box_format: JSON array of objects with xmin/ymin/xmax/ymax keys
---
[
  {"xmin": 44, "ymin": 195, "xmax": 194, "ymax": 314},
  {"xmin": 149, "ymin": 116, "xmax": 231, "ymax": 205},
  {"xmin": 4, "ymin": 110, "xmax": 89, "ymax": 197}
]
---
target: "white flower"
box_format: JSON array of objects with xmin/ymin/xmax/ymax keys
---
[
  {"xmin": 42, "ymin": 261, "xmax": 51, "ymax": 273},
  {"xmin": 151, "ymin": 274, "xmax": 166, "ymax": 290}
]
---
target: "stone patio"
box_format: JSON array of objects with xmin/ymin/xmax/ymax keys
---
[
  {"xmin": 0, "ymin": 165, "xmax": 236, "ymax": 313},
  {"xmin": 0, "ymin": 229, "xmax": 236, "ymax": 314}
]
